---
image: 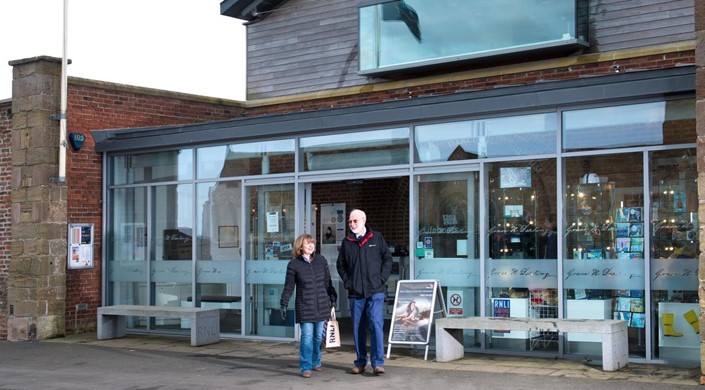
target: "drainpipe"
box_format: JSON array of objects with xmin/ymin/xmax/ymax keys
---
[{"xmin": 52, "ymin": 0, "xmax": 68, "ymax": 183}]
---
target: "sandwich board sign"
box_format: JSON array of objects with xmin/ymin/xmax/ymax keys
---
[{"xmin": 386, "ymin": 279, "xmax": 446, "ymax": 360}]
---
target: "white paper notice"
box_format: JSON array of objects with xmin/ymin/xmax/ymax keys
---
[{"xmin": 266, "ymin": 212, "xmax": 280, "ymax": 233}]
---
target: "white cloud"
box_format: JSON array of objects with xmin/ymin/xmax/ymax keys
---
[{"xmin": 0, "ymin": 0, "xmax": 246, "ymax": 101}]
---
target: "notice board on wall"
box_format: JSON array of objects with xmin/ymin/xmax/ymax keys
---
[{"xmin": 68, "ymin": 223, "xmax": 93, "ymax": 269}]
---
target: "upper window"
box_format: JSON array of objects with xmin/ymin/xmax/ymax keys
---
[
  {"xmin": 300, "ymin": 128, "xmax": 409, "ymax": 171},
  {"xmin": 415, "ymin": 113, "xmax": 557, "ymax": 163},
  {"xmin": 359, "ymin": 0, "xmax": 588, "ymax": 75},
  {"xmin": 562, "ymin": 99, "xmax": 695, "ymax": 152},
  {"xmin": 196, "ymin": 139, "xmax": 295, "ymax": 179},
  {"xmin": 109, "ymin": 149, "xmax": 193, "ymax": 185}
]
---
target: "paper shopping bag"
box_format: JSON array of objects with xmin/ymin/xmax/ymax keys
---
[{"xmin": 324, "ymin": 307, "xmax": 341, "ymax": 348}]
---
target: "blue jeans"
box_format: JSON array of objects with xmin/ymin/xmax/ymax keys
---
[
  {"xmin": 349, "ymin": 292, "xmax": 385, "ymax": 368},
  {"xmin": 299, "ymin": 321, "xmax": 325, "ymax": 373}
]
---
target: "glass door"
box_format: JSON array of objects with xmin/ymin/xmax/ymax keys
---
[{"xmin": 244, "ymin": 183, "xmax": 296, "ymax": 337}]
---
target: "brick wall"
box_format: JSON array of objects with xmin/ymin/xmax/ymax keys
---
[
  {"xmin": 63, "ymin": 80, "xmax": 245, "ymax": 334},
  {"xmin": 0, "ymin": 101, "xmax": 11, "ymax": 339},
  {"xmin": 245, "ymin": 52, "xmax": 695, "ymax": 117}
]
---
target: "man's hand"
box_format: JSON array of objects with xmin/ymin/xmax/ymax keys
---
[{"xmin": 280, "ymin": 306, "xmax": 287, "ymax": 320}]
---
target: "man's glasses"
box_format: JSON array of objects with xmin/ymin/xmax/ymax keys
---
[{"xmin": 348, "ymin": 219, "xmax": 361, "ymax": 224}]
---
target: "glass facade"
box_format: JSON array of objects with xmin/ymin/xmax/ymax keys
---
[
  {"xmin": 359, "ymin": 0, "xmax": 588, "ymax": 74},
  {"xmin": 104, "ymin": 97, "xmax": 697, "ymax": 363}
]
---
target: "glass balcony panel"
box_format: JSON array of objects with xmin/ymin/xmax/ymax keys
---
[{"xmin": 360, "ymin": 0, "xmax": 587, "ymax": 74}]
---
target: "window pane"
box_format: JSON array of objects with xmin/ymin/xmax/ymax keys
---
[
  {"xmin": 414, "ymin": 172, "xmax": 481, "ymax": 347},
  {"xmin": 151, "ymin": 184, "xmax": 193, "ymax": 330},
  {"xmin": 649, "ymin": 149, "xmax": 699, "ymax": 362},
  {"xmin": 301, "ymin": 128, "xmax": 409, "ymax": 171},
  {"xmin": 196, "ymin": 180, "xmax": 242, "ymax": 334},
  {"xmin": 563, "ymin": 153, "xmax": 645, "ymax": 358},
  {"xmin": 109, "ymin": 149, "xmax": 193, "ymax": 185},
  {"xmin": 562, "ymin": 99, "xmax": 695, "ymax": 152},
  {"xmin": 486, "ymin": 159, "xmax": 558, "ymax": 353},
  {"xmin": 106, "ymin": 187, "xmax": 148, "ymax": 310},
  {"xmin": 415, "ymin": 113, "xmax": 557, "ymax": 162},
  {"xmin": 197, "ymin": 139, "xmax": 295, "ymax": 179}
]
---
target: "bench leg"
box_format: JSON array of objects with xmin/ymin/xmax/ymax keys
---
[
  {"xmin": 190, "ymin": 312, "xmax": 220, "ymax": 347},
  {"xmin": 435, "ymin": 324, "xmax": 464, "ymax": 362},
  {"xmin": 601, "ymin": 329, "xmax": 628, "ymax": 371},
  {"xmin": 97, "ymin": 314, "xmax": 126, "ymax": 340}
]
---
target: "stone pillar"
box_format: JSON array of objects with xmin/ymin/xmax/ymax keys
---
[
  {"xmin": 7, "ymin": 56, "xmax": 67, "ymax": 340},
  {"xmin": 697, "ymin": 0, "xmax": 705, "ymax": 383}
]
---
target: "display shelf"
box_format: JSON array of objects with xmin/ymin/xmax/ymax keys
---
[
  {"xmin": 566, "ymin": 182, "xmax": 615, "ymax": 259},
  {"xmin": 657, "ymin": 302, "xmax": 699, "ymax": 348},
  {"xmin": 489, "ymin": 186, "xmax": 541, "ymax": 260},
  {"xmin": 650, "ymin": 177, "xmax": 698, "ymax": 260}
]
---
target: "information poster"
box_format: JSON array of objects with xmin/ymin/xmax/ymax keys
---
[
  {"xmin": 319, "ymin": 203, "xmax": 346, "ymax": 267},
  {"xmin": 67, "ymin": 223, "xmax": 93, "ymax": 269},
  {"xmin": 388, "ymin": 280, "xmax": 439, "ymax": 345}
]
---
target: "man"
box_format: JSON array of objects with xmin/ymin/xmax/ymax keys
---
[{"xmin": 337, "ymin": 209, "xmax": 393, "ymax": 375}]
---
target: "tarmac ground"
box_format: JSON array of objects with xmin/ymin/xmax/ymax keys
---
[{"xmin": 0, "ymin": 332, "xmax": 701, "ymax": 389}]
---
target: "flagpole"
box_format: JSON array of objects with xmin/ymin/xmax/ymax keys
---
[{"xmin": 58, "ymin": 0, "xmax": 68, "ymax": 182}]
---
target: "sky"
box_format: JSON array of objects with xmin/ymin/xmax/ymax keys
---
[{"xmin": 0, "ymin": 0, "xmax": 246, "ymax": 101}]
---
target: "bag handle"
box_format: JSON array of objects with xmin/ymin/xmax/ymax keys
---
[{"xmin": 330, "ymin": 307, "xmax": 336, "ymax": 321}]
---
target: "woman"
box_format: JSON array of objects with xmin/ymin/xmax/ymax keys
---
[
  {"xmin": 280, "ymin": 234, "xmax": 337, "ymax": 378},
  {"xmin": 397, "ymin": 301, "xmax": 419, "ymax": 326}
]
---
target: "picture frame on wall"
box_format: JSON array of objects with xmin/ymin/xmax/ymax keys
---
[
  {"xmin": 628, "ymin": 207, "xmax": 643, "ymax": 222},
  {"xmin": 615, "ymin": 208, "xmax": 629, "ymax": 223},
  {"xmin": 673, "ymin": 192, "xmax": 686, "ymax": 213},
  {"xmin": 218, "ymin": 225, "xmax": 239, "ymax": 248},
  {"xmin": 629, "ymin": 223, "xmax": 643, "ymax": 237},
  {"xmin": 615, "ymin": 223, "xmax": 629, "ymax": 238},
  {"xmin": 615, "ymin": 238, "xmax": 630, "ymax": 252}
]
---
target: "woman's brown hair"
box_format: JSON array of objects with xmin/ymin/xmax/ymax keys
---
[{"xmin": 292, "ymin": 234, "xmax": 315, "ymax": 256}]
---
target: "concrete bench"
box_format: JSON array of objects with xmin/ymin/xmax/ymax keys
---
[
  {"xmin": 97, "ymin": 305, "xmax": 220, "ymax": 347},
  {"xmin": 435, "ymin": 317, "xmax": 628, "ymax": 371}
]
